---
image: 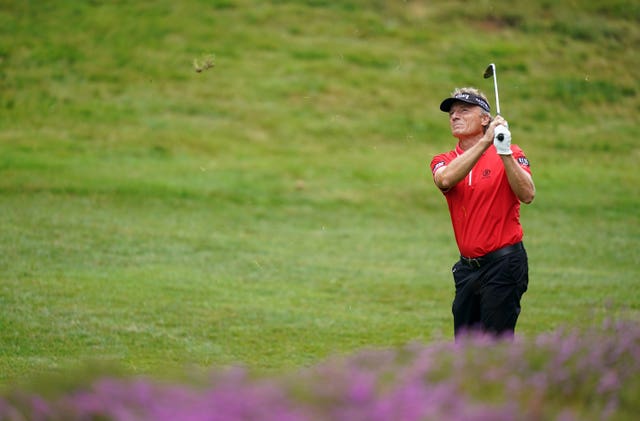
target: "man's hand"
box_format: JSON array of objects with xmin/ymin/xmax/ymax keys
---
[{"xmin": 493, "ymin": 125, "xmax": 512, "ymax": 155}]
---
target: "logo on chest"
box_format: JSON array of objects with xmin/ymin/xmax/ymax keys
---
[{"xmin": 481, "ymin": 169, "xmax": 492, "ymax": 179}]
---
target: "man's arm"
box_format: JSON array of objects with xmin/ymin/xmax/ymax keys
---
[
  {"xmin": 434, "ymin": 138, "xmax": 492, "ymax": 190},
  {"xmin": 490, "ymin": 116, "xmax": 536, "ymax": 204},
  {"xmin": 501, "ymin": 155, "xmax": 535, "ymax": 204}
]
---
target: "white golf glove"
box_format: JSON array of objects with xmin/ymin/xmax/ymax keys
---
[{"xmin": 493, "ymin": 124, "xmax": 512, "ymax": 155}]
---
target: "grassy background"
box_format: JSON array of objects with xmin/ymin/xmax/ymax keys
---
[{"xmin": 1, "ymin": 0, "xmax": 639, "ymax": 385}]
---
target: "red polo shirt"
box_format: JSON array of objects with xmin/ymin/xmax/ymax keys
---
[{"xmin": 430, "ymin": 143, "xmax": 532, "ymax": 258}]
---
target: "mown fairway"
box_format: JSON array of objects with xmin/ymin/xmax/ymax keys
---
[{"xmin": 1, "ymin": 0, "xmax": 639, "ymax": 385}]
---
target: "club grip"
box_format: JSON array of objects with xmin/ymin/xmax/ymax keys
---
[{"xmin": 494, "ymin": 124, "xmax": 509, "ymax": 142}]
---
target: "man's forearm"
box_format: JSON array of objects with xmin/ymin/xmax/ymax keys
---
[
  {"xmin": 501, "ymin": 155, "xmax": 535, "ymax": 204},
  {"xmin": 434, "ymin": 141, "xmax": 490, "ymax": 190}
]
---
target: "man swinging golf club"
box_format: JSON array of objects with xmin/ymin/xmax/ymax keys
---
[{"xmin": 430, "ymin": 64, "xmax": 535, "ymax": 338}]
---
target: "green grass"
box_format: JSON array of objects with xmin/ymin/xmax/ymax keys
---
[{"xmin": 1, "ymin": 0, "xmax": 639, "ymax": 386}]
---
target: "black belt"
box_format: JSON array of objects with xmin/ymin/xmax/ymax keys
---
[{"xmin": 460, "ymin": 242, "xmax": 524, "ymax": 268}]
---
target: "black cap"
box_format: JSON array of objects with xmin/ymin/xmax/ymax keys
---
[{"xmin": 440, "ymin": 93, "xmax": 491, "ymax": 113}]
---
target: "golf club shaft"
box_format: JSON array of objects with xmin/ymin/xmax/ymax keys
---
[
  {"xmin": 492, "ymin": 67, "xmax": 500, "ymax": 116},
  {"xmin": 484, "ymin": 63, "xmax": 505, "ymax": 140}
]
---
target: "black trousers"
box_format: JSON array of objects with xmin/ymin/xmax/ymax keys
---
[{"xmin": 451, "ymin": 244, "xmax": 529, "ymax": 337}]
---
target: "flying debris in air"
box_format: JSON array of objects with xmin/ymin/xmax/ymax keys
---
[{"xmin": 193, "ymin": 54, "xmax": 215, "ymax": 73}]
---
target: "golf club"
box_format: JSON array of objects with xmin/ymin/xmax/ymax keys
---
[{"xmin": 483, "ymin": 63, "xmax": 506, "ymax": 141}]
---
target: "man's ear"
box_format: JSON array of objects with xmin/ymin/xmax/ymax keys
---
[{"xmin": 481, "ymin": 114, "xmax": 492, "ymax": 132}]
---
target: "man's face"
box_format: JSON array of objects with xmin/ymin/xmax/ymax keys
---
[{"xmin": 448, "ymin": 102, "xmax": 489, "ymax": 138}]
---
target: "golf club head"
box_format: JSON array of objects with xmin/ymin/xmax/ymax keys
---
[{"xmin": 483, "ymin": 63, "xmax": 495, "ymax": 79}]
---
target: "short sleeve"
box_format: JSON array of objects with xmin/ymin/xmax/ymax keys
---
[{"xmin": 511, "ymin": 145, "xmax": 532, "ymax": 174}]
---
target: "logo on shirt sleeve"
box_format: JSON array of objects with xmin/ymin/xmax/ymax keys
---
[
  {"xmin": 432, "ymin": 161, "xmax": 446, "ymax": 174},
  {"xmin": 517, "ymin": 157, "xmax": 530, "ymax": 167}
]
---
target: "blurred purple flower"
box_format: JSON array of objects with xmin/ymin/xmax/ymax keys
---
[{"xmin": 1, "ymin": 319, "xmax": 639, "ymax": 420}]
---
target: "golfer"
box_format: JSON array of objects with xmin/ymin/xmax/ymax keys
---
[{"xmin": 430, "ymin": 87, "xmax": 535, "ymax": 338}]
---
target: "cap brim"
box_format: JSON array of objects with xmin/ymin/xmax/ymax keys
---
[{"xmin": 439, "ymin": 98, "xmax": 457, "ymax": 112}]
